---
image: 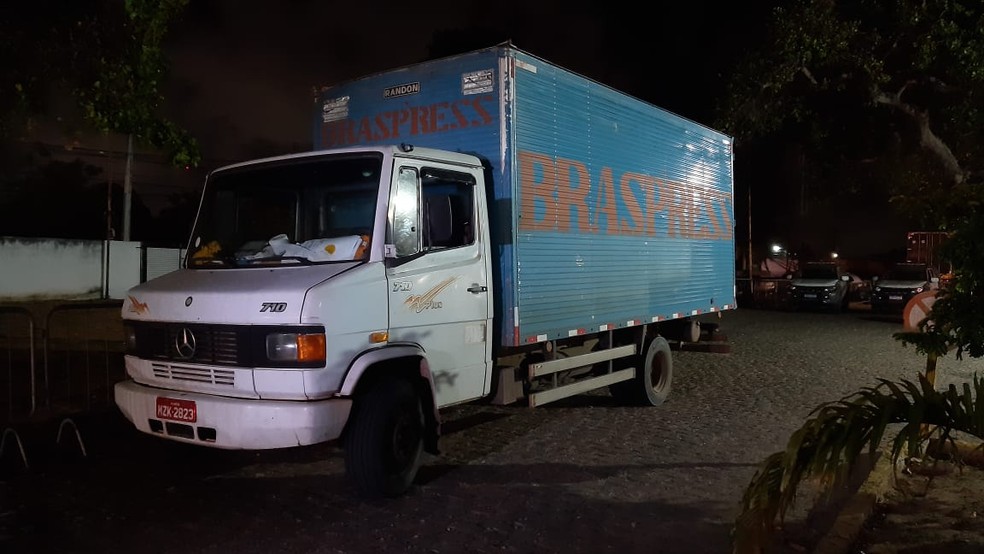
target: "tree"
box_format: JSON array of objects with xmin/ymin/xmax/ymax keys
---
[
  {"xmin": 717, "ymin": 0, "xmax": 984, "ymax": 228},
  {"xmin": 731, "ymin": 157, "xmax": 984, "ymax": 554},
  {"xmin": 725, "ymin": 2, "xmax": 984, "ymax": 551},
  {"xmin": 0, "ymin": 0, "xmax": 199, "ymax": 166}
]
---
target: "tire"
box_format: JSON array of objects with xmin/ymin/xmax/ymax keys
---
[
  {"xmin": 345, "ymin": 379, "xmax": 424, "ymax": 498},
  {"xmin": 609, "ymin": 336, "xmax": 674, "ymax": 406}
]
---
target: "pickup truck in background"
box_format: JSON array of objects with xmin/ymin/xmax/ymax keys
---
[
  {"xmin": 789, "ymin": 262, "xmax": 852, "ymax": 312},
  {"xmin": 871, "ymin": 262, "xmax": 939, "ymax": 314}
]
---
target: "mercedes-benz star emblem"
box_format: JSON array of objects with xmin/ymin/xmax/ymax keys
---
[{"xmin": 175, "ymin": 327, "xmax": 197, "ymax": 359}]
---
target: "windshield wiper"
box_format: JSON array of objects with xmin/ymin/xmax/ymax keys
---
[{"xmin": 236, "ymin": 255, "xmax": 314, "ymax": 266}]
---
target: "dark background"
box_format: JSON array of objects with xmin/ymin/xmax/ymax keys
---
[{"xmin": 2, "ymin": 0, "xmax": 916, "ymax": 263}]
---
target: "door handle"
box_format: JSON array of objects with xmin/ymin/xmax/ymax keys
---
[{"xmin": 467, "ymin": 285, "xmax": 488, "ymax": 294}]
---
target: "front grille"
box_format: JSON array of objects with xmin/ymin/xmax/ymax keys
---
[
  {"xmin": 127, "ymin": 322, "xmax": 325, "ymax": 369},
  {"xmin": 166, "ymin": 327, "xmax": 240, "ymax": 365},
  {"xmin": 152, "ymin": 363, "xmax": 235, "ymax": 386}
]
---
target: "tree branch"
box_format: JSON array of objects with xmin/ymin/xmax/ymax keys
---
[
  {"xmin": 800, "ymin": 65, "xmax": 818, "ymax": 86},
  {"xmin": 873, "ymin": 88, "xmax": 966, "ymax": 185}
]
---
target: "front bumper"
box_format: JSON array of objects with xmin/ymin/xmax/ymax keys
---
[
  {"xmin": 791, "ymin": 289, "xmax": 843, "ymax": 307},
  {"xmin": 870, "ymin": 291, "xmax": 916, "ymax": 313},
  {"xmin": 114, "ymin": 380, "xmax": 352, "ymax": 449}
]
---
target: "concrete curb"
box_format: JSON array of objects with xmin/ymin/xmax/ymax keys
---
[{"xmin": 811, "ymin": 451, "xmax": 897, "ymax": 554}]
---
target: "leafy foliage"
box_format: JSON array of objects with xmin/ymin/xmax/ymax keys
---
[
  {"xmin": 737, "ymin": 198, "xmax": 984, "ymax": 549},
  {"xmin": 0, "ymin": 0, "xmax": 198, "ymax": 166},
  {"xmin": 718, "ymin": 0, "xmax": 984, "ymax": 217},
  {"xmin": 728, "ymin": 3, "xmax": 984, "ymax": 551},
  {"xmin": 732, "ymin": 374, "xmax": 984, "ymax": 553},
  {"xmin": 895, "ymin": 188, "xmax": 984, "ymax": 360}
]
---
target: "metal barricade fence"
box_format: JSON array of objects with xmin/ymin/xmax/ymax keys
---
[
  {"xmin": 0, "ymin": 301, "xmax": 124, "ymax": 469},
  {"xmin": 0, "ymin": 307, "xmax": 37, "ymax": 426},
  {"xmin": 41, "ymin": 301, "xmax": 125, "ymax": 419},
  {"xmin": 734, "ymin": 277, "xmax": 795, "ymax": 310}
]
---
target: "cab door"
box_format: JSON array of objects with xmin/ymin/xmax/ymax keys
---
[{"xmin": 385, "ymin": 161, "xmax": 492, "ymax": 407}]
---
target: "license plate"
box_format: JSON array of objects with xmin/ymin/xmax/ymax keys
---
[
  {"xmin": 889, "ymin": 295, "xmax": 903, "ymax": 301},
  {"xmin": 156, "ymin": 397, "xmax": 197, "ymax": 423},
  {"xmin": 804, "ymin": 293, "xmax": 817, "ymax": 299}
]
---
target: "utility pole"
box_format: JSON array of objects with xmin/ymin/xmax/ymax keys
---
[
  {"xmin": 123, "ymin": 134, "xmax": 133, "ymax": 241},
  {"xmin": 106, "ymin": 151, "xmax": 115, "ymax": 239},
  {"xmin": 747, "ymin": 182, "xmax": 754, "ymax": 298}
]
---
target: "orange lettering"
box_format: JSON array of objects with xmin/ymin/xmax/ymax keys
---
[
  {"xmin": 430, "ymin": 103, "xmax": 449, "ymax": 133},
  {"xmin": 518, "ymin": 152, "xmax": 559, "ymax": 231},
  {"xmin": 357, "ymin": 116, "xmax": 373, "ymax": 142},
  {"xmin": 619, "ymin": 172, "xmax": 651, "ymax": 235},
  {"xmin": 557, "ymin": 158, "xmax": 591, "ymax": 232},
  {"xmin": 596, "ymin": 168, "xmax": 618, "ymax": 234},
  {"xmin": 450, "ymin": 102, "xmax": 469, "ymax": 129},
  {"xmin": 716, "ymin": 192, "xmax": 734, "ymax": 239},
  {"xmin": 373, "ymin": 114, "xmax": 390, "ymax": 141},
  {"xmin": 649, "ymin": 179, "xmax": 675, "ymax": 237},
  {"xmin": 468, "ymin": 96, "xmax": 495, "ymax": 125},
  {"xmin": 697, "ymin": 191, "xmax": 722, "ymax": 239}
]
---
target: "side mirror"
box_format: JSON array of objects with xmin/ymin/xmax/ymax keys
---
[
  {"xmin": 872, "ymin": 276, "xmax": 879, "ymax": 282},
  {"xmin": 931, "ymin": 276, "xmax": 939, "ymax": 283},
  {"xmin": 785, "ymin": 273, "xmax": 793, "ymax": 280},
  {"xmin": 840, "ymin": 275, "xmax": 850, "ymax": 282}
]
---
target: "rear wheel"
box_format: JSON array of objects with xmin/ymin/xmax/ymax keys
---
[
  {"xmin": 609, "ymin": 336, "xmax": 674, "ymax": 406},
  {"xmin": 344, "ymin": 379, "xmax": 424, "ymax": 497}
]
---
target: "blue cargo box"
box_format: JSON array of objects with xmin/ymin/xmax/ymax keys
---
[{"xmin": 313, "ymin": 43, "xmax": 736, "ymax": 348}]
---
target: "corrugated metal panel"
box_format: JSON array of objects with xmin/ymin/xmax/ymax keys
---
[
  {"xmin": 313, "ymin": 44, "xmax": 736, "ymax": 346},
  {"xmin": 510, "ymin": 49, "xmax": 735, "ymax": 342}
]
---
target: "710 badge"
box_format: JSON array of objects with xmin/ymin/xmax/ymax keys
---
[{"xmin": 156, "ymin": 397, "xmax": 197, "ymax": 423}]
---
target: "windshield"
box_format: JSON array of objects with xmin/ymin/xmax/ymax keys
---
[
  {"xmin": 802, "ymin": 264, "xmax": 839, "ymax": 279},
  {"xmin": 187, "ymin": 153, "xmax": 383, "ymax": 267},
  {"xmin": 887, "ymin": 265, "xmax": 927, "ymax": 281}
]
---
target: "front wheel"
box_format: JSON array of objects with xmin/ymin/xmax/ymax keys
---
[{"xmin": 345, "ymin": 379, "xmax": 424, "ymax": 497}]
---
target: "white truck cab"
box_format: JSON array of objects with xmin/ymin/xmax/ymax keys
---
[{"xmin": 116, "ymin": 145, "xmax": 492, "ymax": 495}]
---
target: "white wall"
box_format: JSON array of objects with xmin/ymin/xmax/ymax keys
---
[
  {"xmin": 108, "ymin": 240, "xmax": 142, "ymax": 299},
  {"xmin": 0, "ymin": 237, "xmax": 177, "ymax": 302}
]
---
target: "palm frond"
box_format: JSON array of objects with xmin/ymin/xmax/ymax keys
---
[{"xmin": 732, "ymin": 373, "xmax": 984, "ymax": 553}]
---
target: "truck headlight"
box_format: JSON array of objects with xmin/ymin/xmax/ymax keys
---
[
  {"xmin": 123, "ymin": 324, "xmax": 137, "ymax": 353},
  {"xmin": 266, "ymin": 332, "xmax": 326, "ymax": 363}
]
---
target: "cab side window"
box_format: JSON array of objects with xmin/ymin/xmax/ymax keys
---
[
  {"xmin": 391, "ymin": 167, "xmax": 421, "ymax": 257},
  {"xmin": 421, "ymin": 168, "xmax": 475, "ymax": 251}
]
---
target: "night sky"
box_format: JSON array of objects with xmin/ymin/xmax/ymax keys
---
[
  {"xmin": 16, "ymin": 0, "xmax": 913, "ymax": 260},
  {"xmin": 159, "ymin": 0, "xmax": 852, "ymax": 256},
  {"xmin": 163, "ymin": 0, "xmax": 779, "ymax": 163}
]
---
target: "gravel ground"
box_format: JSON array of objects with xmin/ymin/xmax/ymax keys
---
[{"xmin": 3, "ymin": 306, "xmax": 984, "ymax": 553}]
